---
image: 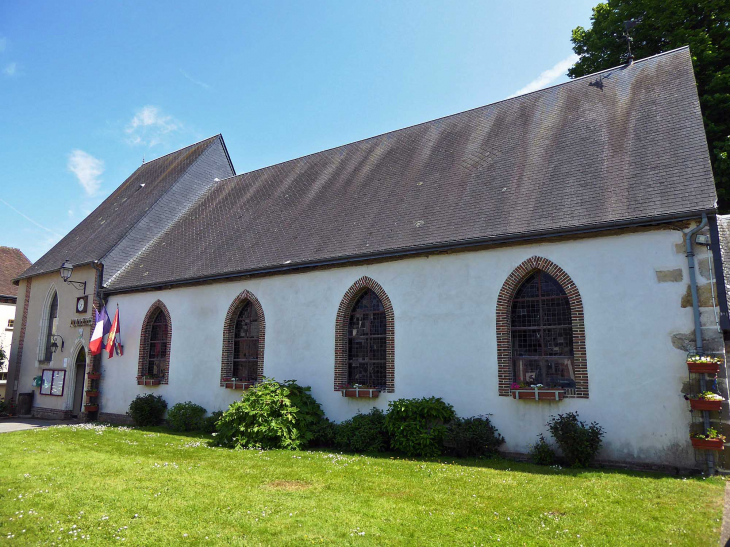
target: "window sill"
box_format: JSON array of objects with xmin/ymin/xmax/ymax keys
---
[
  {"xmin": 222, "ymin": 380, "xmax": 255, "ymax": 390},
  {"xmin": 691, "ymin": 437, "xmax": 724, "ymax": 450},
  {"xmin": 137, "ymin": 377, "xmax": 161, "ymax": 386},
  {"xmin": 511, "ymin": 389, "xmax": 564, "ymax": 401},
  {"xmin": 689, "ymin": 399, "xmax": 723, "ymax": 411},
  {"xmin": 341, "ymin": 388, "xmax": 380, "ymax": 398}
]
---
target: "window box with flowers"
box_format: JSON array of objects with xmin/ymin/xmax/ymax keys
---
[
  {"xmin": 85, "ymin": 390, "xmax": 100, "ymax": 398},
  {"xmin": 691, "ymin": 428, "xmax": 726, "ymax": 450},
  {"xmin": 222, "ymin": 377, "xmax": 255, "ymax": 390},
  {"xmin": 137, "ymin": 375, "xmax": 161, "ymax": 386},
  {"xmin": 87, "ymin": 372, "xmax": 101, "ymax": 380},
  {"xmin": 341, "ymin": 384, "xmax": 380, "ymax": 398},
  {"xmin": 687, "ymin": 355, "xmax": 722, "ymax": 374},
  {"xmin": 688, "ymin": 391, "xmax": 724, "ymax": 412},
  {"xmin": 84, "ymin": 404, "xmax": 99, "ymax": 412},
  {"xmin": 510, "ymin": 383, "xmax": 565, "ymax": 401}
]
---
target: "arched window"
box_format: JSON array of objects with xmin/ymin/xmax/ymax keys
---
[
  {"xmin": 137, "ymin": 300, "xmax": 172, "ymax": 385},
  {"xmin": 347, "ymin": 290, "xmax": 387, "ymax": 388},
  {"xmin": 221, "ymin": 290, "xmax": 265, "ymax": 387},
  {"xmin": 43, "ymin": 292, "xmax": 58, "ymax": 362},
  {"xmin": 147, "ymin": 311, "xmax": 169, "ymax": 377},
  {"xmin": 496, "ymin": 256, "xmax": 588, "ymax": 398},
  {"xmin": 334, "ymin": 276, "xmax": 395, "ymax": 393},
  {"xmin": 233, "ymin": 302, "xmax": 259, "ymax": 382},
  {"xmin": 511, "ymin": 271, "xmax": 574, "ymax": 389}
]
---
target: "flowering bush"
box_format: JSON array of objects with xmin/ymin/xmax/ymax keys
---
[
  {"xmin": 697, "ymin": 391, "xmax": 724, "ymax": 401},
  {"xmin": 687, "ymin": 355, "xmax": 723, "ymax": 364},
  {"xmin": 691, "ymin": 427, "xmax": 727, "ymax": 442}
]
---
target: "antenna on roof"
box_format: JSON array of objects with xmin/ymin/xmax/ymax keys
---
[{"xmin": 623, "ymin": 18, "xmax": 642, "ymax": 65}]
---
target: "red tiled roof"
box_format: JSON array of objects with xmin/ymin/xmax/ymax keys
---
[{"xmin": 0, "ymin": 247, "xmax": 31, "ymax": 298}]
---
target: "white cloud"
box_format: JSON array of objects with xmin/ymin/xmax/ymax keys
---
[
  {"xmin": 68, "ymin": 150, "xmax": 104, "ymax": 196},
  {"xmin": 180, "ymin": 69, "xmax": 211, "ymax": 90},
  {"xmin": 125, "ymin": 105, "xmax": 181, "ymax": 147},
  {"xmin": 509, "ymin": 54, "xmax": 579, "ymax": 98},
  {"xmin": 3, "ymin": 62, "xmax": 17, "ymax": 77}
]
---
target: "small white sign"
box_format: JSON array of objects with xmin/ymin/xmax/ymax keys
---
[{"xmin": 63, "ymin": 358, "xmax": 68, "ymax": 368}]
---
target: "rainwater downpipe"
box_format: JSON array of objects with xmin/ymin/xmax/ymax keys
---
[{"xmin": 686, "ymin": 213, "xmax": 713, "ymax": 473}]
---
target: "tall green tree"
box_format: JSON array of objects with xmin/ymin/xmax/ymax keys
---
[{"xmin": 569, "ymin": 1, "xmax": 730, "ymax": 211}]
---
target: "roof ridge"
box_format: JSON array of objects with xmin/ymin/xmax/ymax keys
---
[
  {"xmin": 217, "ymin": 47, "xmax": 691, "ymax": 182},
  {"xmin": 138, "ymin": 134, "xmax": 220, "ymax": 165}
]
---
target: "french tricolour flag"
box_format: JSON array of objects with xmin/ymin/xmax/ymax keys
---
[{"xmin": 89, "ymin": 306, "xmax": 111, "ymax": 356}]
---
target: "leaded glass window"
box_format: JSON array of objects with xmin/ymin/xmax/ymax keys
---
[
  {"xmin": 511, "ymin": 271, "xmax": 575, "ymax": 389},
  {"xmin": 347, "ymin": 289, "xmax": 387, "ymax": 389},
  {"xmin": 232, "ymin": 302, "xmax": 259, "ymax": 382},
  {"xmin": 147, "ymin": 311, "xmax": 168, "ymax": 377}
]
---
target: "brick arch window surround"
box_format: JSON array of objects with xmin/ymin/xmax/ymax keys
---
[
  {"xmin": 220, "ymin": 290, "xmax": 265, "ymax": 386},
  {"xmin": 137, "ymin": 300, "xmax": 172, "ymax": 384},
  {"xmin": 334, "ymin": 276, "xmax": 395, "ymax": 393},
  {"xmin": 496, "ymin": 256, "xmax": 588, "ymax": 398}
]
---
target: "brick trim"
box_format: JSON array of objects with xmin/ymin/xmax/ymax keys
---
[
  {"xmin": 334, "ymin": 276, "xmax": 395, "ymax": 393},
  {"xmin": 10, "ymin": 277, "xmax": 31, "ymax": 402},
  {"xmin": 137, "ymin": 300, "xmax": 172, "ymax": 384},
  {"xmin": 496, "ymin": 256, "xmax": 588, "ymax": 398},
  {"xmin": 220, "ymin": 290, "xmax": 265, "ymax": 386}
]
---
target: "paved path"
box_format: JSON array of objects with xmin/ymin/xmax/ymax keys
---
[{"xmin": 0, "ymin": 418, "xmax": 74, "ymax": 433}]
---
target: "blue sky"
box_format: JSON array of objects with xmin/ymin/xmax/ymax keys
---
[{"xmin": 0, "ymin": 1, "xmax": 597, "ymax": 261}]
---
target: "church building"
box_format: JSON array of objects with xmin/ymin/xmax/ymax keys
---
[{"xmin": 7, "ymin": 47, "xmax": 729, "ymax": 470}]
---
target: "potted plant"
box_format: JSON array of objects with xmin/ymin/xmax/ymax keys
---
[
  {"xmin": 510, "ymin": 382, "xmax": 565, "ymax": 401},
  {"xmin": 688, "ymin": 391, "xmax": 724, "ymax": 411},
  {"xmin": 341, "ymin": 384, "xmax": 380, "ymax": 398},
  {"xmin": 83, "ymin": 403, "xmax": 99, "ymax": 412},
  {"xmin": 687, "ymin": 355, "xmax": 723, "ymax": 374},
  {"xmin": 136, "ymin": 375, "xmax": 161, "ymax": 386},
  {"xmin": 691, "ymin": 427, "xmax": 726, "ymax": 450},
  {"xmin": 87, "ymin": 371, "xmax": 101, "ymax": 380},
  {"xmin": 85, "ymin": 389, "xmax": 100, "ymax": 398}
]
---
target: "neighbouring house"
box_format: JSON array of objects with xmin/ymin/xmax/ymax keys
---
[
  {"xmin": 7, "ymin": 47, "xmax": 730, "ymax": 470},
  {"xmin": 0, "ymin": 247, "xmax": 32, "ymax": 400}
]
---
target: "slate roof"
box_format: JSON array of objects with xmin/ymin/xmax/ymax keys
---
[
  {"xmin": 105, "ymin": 47, "xmax": 717, "ymax": 291},
  {"xmin": 17, "ymin": 135, "xmax": 234, "ymax": 281},
  {"xmin": 0, "ymin": 247, "xmax": 31, "ymax": 298}
]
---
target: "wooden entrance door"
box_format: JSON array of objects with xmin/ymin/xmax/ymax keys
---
[{"xmin": 72, "ymin": 348, "xmax": 86, "ymax": 417}]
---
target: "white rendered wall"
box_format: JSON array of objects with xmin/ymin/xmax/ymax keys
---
[
  {"xmin": 101, "ymin": 227, "xmax": 703, "ymax": 467},
  {"xmin": 0, "ymin": 301, "xmax": 16, "ymax": 398}
]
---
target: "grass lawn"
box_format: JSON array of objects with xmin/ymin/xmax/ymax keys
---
[{"xmin": 0, "ymin": 424, "xmax": 724, "ymax": 545}]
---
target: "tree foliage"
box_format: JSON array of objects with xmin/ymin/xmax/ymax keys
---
[{"xmin": 569, "ymin": 1, "xmax": 730, "ymax": 210}]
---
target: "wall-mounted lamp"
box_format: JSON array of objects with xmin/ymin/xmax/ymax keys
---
[
  {"xmin": 60, "ymin": 260, "xmax": 86, "ymax": 293},
  {"xmin": 50, "ymin": 334, "xmax": 64, "ymax": 354}
]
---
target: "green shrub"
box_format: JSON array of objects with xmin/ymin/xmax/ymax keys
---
[
  {"xmin": 529, "ymin": 434, "xmax": 557, "ymax": 465},
  {"xmin": 385, "ymin": 397, "xmax": 456, "ymax": 457},
  {"xmin": 166, "ymin": 401, "xmax": 207, "ymax": 432},
  {"xmin": 336, "ymin": 408, "xmax": 389, "ymax": 453},
  {"xmin": 214, "ymin": 378, "xmax": 324, "ymax": 450},
  {"xmin": 547, "ymin": 412, "xmax": 605, "ymax": 467},
  {"xmin": 127, "ymin": 394, "xmax": 167, "ymax": 426},
  {"xmin": 310, "ymin": 417, "xmax": 337, "ymax": 448},
  {"xmin": 443, "ymin": 415, "xmax": 504, "ymax": 457},
  {"xmin": 204, "ymin": 411, "xmax": 223, "ymax": 434}
]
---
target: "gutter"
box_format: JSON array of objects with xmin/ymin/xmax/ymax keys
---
[
  {"xmin": 686, "ymin": 213, "xmax": 708, "ymax": 354},
  {"xmin": 103, "ymin": 209, "xmax": 714, "ymax": 295}
]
